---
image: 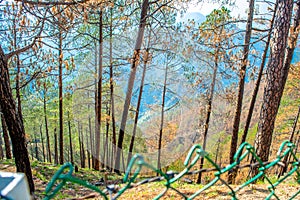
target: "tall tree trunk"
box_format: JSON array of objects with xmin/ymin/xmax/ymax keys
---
[
  {"xmin": 127, "ymin": 48, "xmax": 149, "ymax": 167},
  {"xmin": 254, "ymin": 0, "xmax": 293, "ymax": 169},
  {"xmin": 241, "ymin": 0, "xmax": 278, "ymax": 144},
  {"xmin": 86, "ymin": 129, "xmax": 91, "ymax": 169},
  {"xmin": 104, "ymin": 103, "xmax": 110, "ymax": 169},
  {"xmin": 58, "ymin": 28, "xmax": 64, "ymax": 165},
  {"xmin": 13, "ymin": 17, "xmax": 23, "ymax": 121},
  {"xmin": 109, "ymin": 7, "xmax": 117, "ymax": 171},
  {"xmin": 0, "ymin": 126, "xmax": 3, "ymax": 160},
  {"xmin": 228, "ymin": 0, "xmax": 255, "ymax": 184},
  {"xmin": 0, "ymin": 46, "xmax": 34, "ymax": 192},
  {"xmin": 54, "ymin": 128, "xmax": 58, "ymax": 165},
  {"xmin": 115, "ymin": 0, "xmax": 149, "ymax": 173},
  {"xmin": 40, "ymin": 124, "xmax": 45, "ymax": 162},
  {"xmin": 280, "ymin": 0, "xmax": 300, "ymax": 95},
  {"xmin": 157, "ymin": 56, "xmax": 168, "ymax": 173},
  {"xmin": 78, "ymin": 122, "xmax": 83, "ymax": 167},
  {"xmin": 89, "ymin": 117, "xmax": 95, "ymax": 168},
  {"xmin": 93, "ymin": 44, "xmax": 98, "ymax": 169},
  {"xmin": 43, "ymin": 86, "xmax": 51, "ymax": 163},
  {"xmin": 81, "ymin": 126, "xmax": 86, "ymax": 168},
  {"xmin": 278, "ymin": 106, "xmax": 300, "ymax": 177},
  {"xmin": 95, "ymin": 9, "xmax": 103, "ymax": 170},
  {"xmin": 34, "ymin": 134, "xmax": 39, "ymax": 161},
  {"xmin": 197, "ymin": 50, "xmax": 219, "ymax": 184},
  {"xmin": 0, "ymin": 106, "xmax": 12, "ymax": 159},
  {"xmin": 68, "ymin": 111, "xmax": 74, "ymax": 164}
]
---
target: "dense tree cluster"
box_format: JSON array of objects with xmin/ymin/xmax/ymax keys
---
[{"xmin": 0, "ymin": 0, "xmax": 299, "ymax": 194}]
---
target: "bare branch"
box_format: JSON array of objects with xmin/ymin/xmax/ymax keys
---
[{"xmin": 6, "ymin": 15, "xmax": 46, "ymax": 59}]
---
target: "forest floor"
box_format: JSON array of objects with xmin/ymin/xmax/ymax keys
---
[{"xmin": 0, "ymin": 159, "xmax": 300, "ymax": 200}]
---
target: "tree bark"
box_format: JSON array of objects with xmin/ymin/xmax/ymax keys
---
[
  {"xmin": 127, "ymin": 47, "xmax": 149, "ymax": 167},
  {"xmin": 40, "ymin": 124, "xmax": 45, "ymax": 162},
  {"xmin": 13, "ymin": 16, "xmax": 23, "ymax": 121},
  {"xmin": 81, "ymin": 127, "xmax": 86, "ymax": 168},
  {"xmin": 0, "ymin": 46, "xmax": 34, "ymax": 193},
  {"xmin": 34, "ymin": 134, "xmax": 39, "ymax": 161},
  {"xmin": 58, "ymin": 27, "xmax": 64, "ymax": 165},
  {"xmin": 95, "ymin": 10, "xmax": 103, "ymax": 170},
  {"xmin": 228, "ymin": 0, "xmax": 255, "ymax": 184},
  {"xmin": 54, "ymin": 128, "xmax": 58, "ymax": 165},
  {"xmin": 280, "ymin": 0, "xmax": 300, "ymax": 95},
  {"xmin": 115, "ymin": 0, "xmax": 149, "ymax": 173},
  {"xmin": 0, "ymin": 125, "xmax": 3, "ymax": 159},
  {"xmin": 254, "ymin": 0, "xmax": 293, "ymax": 166},
  {"xmin": 68, "ymin": 111, "xmax": 74, "ymax": 164},
  {"xmin": 104, "ymin": 103, "xmax": 110, "ymax": 169},
  {"xmin": 241, "ymin": 0, "xmax": 278, "ymax": 145},
  {"xmin": 197, "ymin": 50, "xmax": 219, "ymax": 184},
  {"xmin": 89, "ymin": 116, "xmax": 94, "ymax": 168},
  {"xmin": 109, "ymin": 7, "xmax": 117, "ymax": 171},
  {"xmin": 86, "ymin": 129, "xmax": 91, "ymax": 168},
  {"xmin": 0, "ymin": 106, "xmax": 12, "ymax": 159},
  {"xmin": 78, "ymin": 122, "xmax": 83, "ymax": 167},
  {"xmin": 278, "ymin": 106, "xmax": 300, "ymax": 177},
  {"xmin": 157, "ymin": 54, "xmax": 168, "ymax": 173},
  {"xmin": 43, "ymin": 85, "xmax": 51, "ymax": 163}
]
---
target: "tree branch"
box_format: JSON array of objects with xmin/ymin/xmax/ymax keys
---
[{"xmin": 6, "ymin": 15, "xmax": 46, "ymax": 59}]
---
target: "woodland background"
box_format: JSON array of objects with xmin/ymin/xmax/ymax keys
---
[{"xmin": 0, "ymin": 0, "xmax": 299, "ymax": 195}]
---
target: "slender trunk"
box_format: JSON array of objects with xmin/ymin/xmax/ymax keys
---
[
  {"xmin": 30, "ymin": 142, "xmax": 34, "ymax": 160},
  {"xmin": 81, "ymin": 125, "xmax": 85, "ymax": 168},
  {"xmin": 115, "ymin": 0, "xmax": 149, "ymax": 173},
  {"xmin": 95, "ymin": 10, "xmax": 104, "ymax": 170},
  {"xmin": 68, "ymin": 111, "xmax": 73, "ymax": 164},
  {"xmin": 0, "ymin": 129, "xmax": 3, "ymax": 159},
  {"xmin": 127, "ymin": 48, "xmax": 149, "ymax": 167},
  {"xmin": 89, "ymin": 112, "xmax": 94, "ymax": 168},
  {"xmin": 93, "ymin": 44, "xmax": 98, "ymax": 169},
  {"xmin": 197, "ymin": 51, "xmax": 219, "ymax": 184},
  {"xmin": 58, "ymin": 28, "xmax": 64, "ymax": 165},
  {"xmin": 43, "ymin": 86, "xmax": 51, "ymax": 163},
  {"xmin": 109, "ymin": 7, "xmax": 117, "ymax": 171},
  {"xmin": 228, "ymin": 0, "xmax": 255, "ymax": 184},
  {"xmin": 0, "ymin": 107, "xmax": 12, "ymax": 159},
  {"xmin": 86, "ymin": 129, "xmax": 91, "ymax": 168},
  {"xmin": 34, "ymin": 134, "xmax": 39, "ymax": 161},
  {"xmin": 157, "ymin": 58, "xmax": 168, "ymax": 173},
  {"xmin": 104, "ymin": 103, "xmax": 110, "ymax": 169},
  {"xmin": 241, "ymin": 1, "xmax": 278, "ymax": 144},
  {"xmin": 40, "ymin": 124, "xmax": 45, "ymax": 162},
  {"xmin": 78, "ymin": 122, "xmax": 83, "ymax": 167},
  {"xmin": 278, "ymin": 106, "xmax": 300, "ymax": 177},
  {"xmin": 15, "ymin": 54, "xmax": 23, "ymax": 119},
  {"xmin": 254, "ymin": 0, "xmax": 293, "ymax": 166},
  {"xmin": 279, "ymin": 0, "xmax": 300, "ymax": 95},
  {"xmin": 0, "ymin": 46, "xmax": 34, "ymax": 192},
  {"xmin": 13, "ymin": 18, "xmax": 23, "ymax": 121},
  {"xmin": 54, "ymin": 128, "xmax": 58, "ymax": 165}
]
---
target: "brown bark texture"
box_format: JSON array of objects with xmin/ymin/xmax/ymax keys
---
[
  {"xmin": 254, "ymin": 0, "xmax": 293, "ymax": 162},
  {"xmin": 115, "ymin": 0, "xmax": 149, "ymax": 173},
  {"xmin": 0, "ymin": 46, "xmax": 34, "ymax": 193},
  {"xmin": 0, "ymin": 106, "xmax": 12, "ymax": 159}
]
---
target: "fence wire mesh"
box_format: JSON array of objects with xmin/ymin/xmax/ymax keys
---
[{"xmin": 44, "ymin": 140, "xmax": 300, "ymax": 200}]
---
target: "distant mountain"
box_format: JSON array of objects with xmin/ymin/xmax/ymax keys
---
[{"xmin": 176, "ymin": 12, "xmax": 206, "ymax": 24}]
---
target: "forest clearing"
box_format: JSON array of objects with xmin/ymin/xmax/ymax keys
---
[{"xmin": 0, "ymin": 0, "xmax": 299, "ymax": 199}]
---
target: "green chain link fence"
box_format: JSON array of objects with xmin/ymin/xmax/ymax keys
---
[{"xmin": 44, "ymin": 140, "xmax": 300, "ymax": 200}]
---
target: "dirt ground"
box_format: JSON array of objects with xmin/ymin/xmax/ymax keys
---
[{"xmin": 1, "ymin": 162, "xmax": 300, "ymax": 199}]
